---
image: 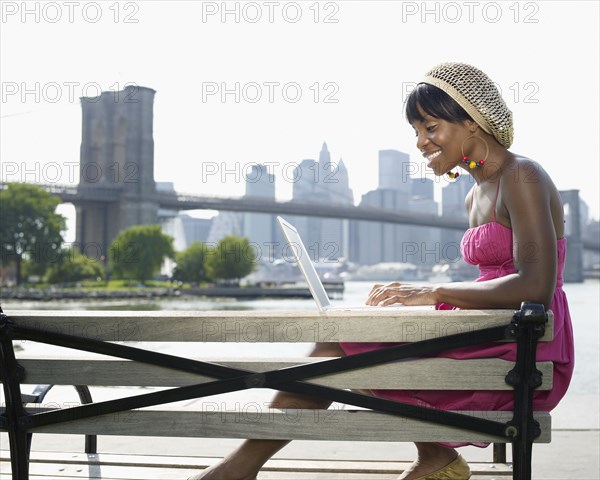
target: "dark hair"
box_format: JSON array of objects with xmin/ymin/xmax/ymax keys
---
[{"xmin": 405, "ymin": 83, "xmax": 473, "ymax": 126}]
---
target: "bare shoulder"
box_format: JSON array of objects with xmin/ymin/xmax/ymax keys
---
[
  {"xmin": 501, "ymin": 155, "xmax": 554, "ymax": 198},
  {"xmin": 499, "ymin": 155, "xmax": 551, "ymax": 220},
  {"xmin": 500, "ymin": 154, "xmax": 564, "ymax": 238},
  {"xmin": 500, "ymin": 155, "xmax": 559, "ymax": 207}
]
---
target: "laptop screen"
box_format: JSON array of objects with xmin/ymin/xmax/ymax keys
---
[{"xmin": 276, "ymin": 216, "xmax": 332, "ymax": 312}]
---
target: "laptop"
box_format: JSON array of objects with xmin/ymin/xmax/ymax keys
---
[{"xmin": 276, "ymin": 216, "xmax": 432, "ymax": 314}]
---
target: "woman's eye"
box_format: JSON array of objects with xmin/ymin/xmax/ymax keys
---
[{"xmin": 426, "ymin": 125, "xmax": 437, "ymax": 132}]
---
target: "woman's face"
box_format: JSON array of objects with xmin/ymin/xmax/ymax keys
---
[{"xmin": 411, "ymin": 108, "xmax": 471, "ymax": 176}]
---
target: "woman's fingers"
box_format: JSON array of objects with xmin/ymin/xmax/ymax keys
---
[
  {"xmin": 365, "ymin": 283, "xmax": 435, "ymax": 307},
  {"xmin": 366, "ymin": 283, "xmax": 385, "ymax": 305},
  {"xmin": 374, "ymin": 287, "xmax": 394, "ymax": 305},
  {"xmin": 381, "ymin": 295, "xmax": 403, "ymax": 306},
  {"xmin": 366, "ymin": 283, "xmax": 406, "ymax": 306}
]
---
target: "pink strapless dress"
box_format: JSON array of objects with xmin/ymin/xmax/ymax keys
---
[{"xmin": 339, "ymin": 221, "xmax": 575, "ymax": 448}]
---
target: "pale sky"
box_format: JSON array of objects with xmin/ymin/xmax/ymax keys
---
[{"xmin": 2, "ymin": 1, "xmax": 599, "ymax": 242}]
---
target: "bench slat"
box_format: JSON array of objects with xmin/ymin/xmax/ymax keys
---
[
  {"xmin": 6, "ymin": 309, "xmax": 554, "ymax": 342},
  {"xmin": 0, "ymin": 462, "xmax": 401, "ymax": 479},
  {"xmin": 0, "ymin": 472, "xmax": 510, "ymax": 480},
  {"xmin": 0, "ymin": 450, "xmax": 512, "ymax": 475},
  {"xmin": 6, "ymin": 466, "xmax": 513, "ymax": 480},
  {"xmin": 0, "ymin": 451, "xmax": 513, "ymax": 478},
  {"xmin": 14, "ymin": 408, "xmax": 550, "ymax": 443},
  {"xmin": 17, "ymin": 357, "xmax": 554, "ymax": 390}
]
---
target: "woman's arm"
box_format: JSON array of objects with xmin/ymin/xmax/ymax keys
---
[{"xmin": 368, "ymin": 160, "xmax": 559, "ymax": 310}]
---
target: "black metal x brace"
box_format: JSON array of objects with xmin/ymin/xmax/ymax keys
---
[{"xmin": 11, "ymin": 320, "xmax": 511, "ymax": 438}]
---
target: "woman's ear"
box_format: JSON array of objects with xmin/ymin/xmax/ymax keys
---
[{"xmin": 463, "ymin": 120, "xmax": 479, "ymax": 133}]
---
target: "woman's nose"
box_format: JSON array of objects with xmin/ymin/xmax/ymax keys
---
[{"xmin": 416, "ymin": 132, "xmax": 428, "ymax": 152}]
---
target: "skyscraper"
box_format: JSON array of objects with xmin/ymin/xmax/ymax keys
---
[
  {"xmin": 322, "ymin": 157, "xmax": 354, "ymax": 260},
  {"xmin": 243, "ymin": 164, "xmax": 276, "ymax": 260},
  {"xmin": 351, "ymin": 150, "xmax": 410, "ymax": 265},
  {"xmin": 350, "ymin": 150, "xmax": 441, "ymax": 267},
  {"xmin": 319, "ymin": 141, "xmax": 332, "ymax": 172},
  {"xmin": 290, "ymin": 144, "xmax": 354, "ymax": 261},
  {"xmin": 291, "ymin": 158, "xmax": 322, "ymax": 254},
  {"xmin": 351, "ymin": 187, "xmax": 412, "ymax": 265},
  {"xmin": 411, "ymin": 177, "xmax": 434, "ymax": 200},
  {"xmin": 378, "ymin": 149, "xmax": 411, "ymax": 193},
  {"xmin": 206, "ymin": 211, "xmax": 243, "ymax": 244}
]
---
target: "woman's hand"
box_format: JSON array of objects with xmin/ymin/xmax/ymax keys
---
[{"xmin": 366, "ymin": 282, "xmax": 439, "ymax": 306}]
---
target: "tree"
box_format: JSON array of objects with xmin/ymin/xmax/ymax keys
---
[
  {"xmin": 46, "ymin": 248, "xmax": 105, "ymax": 284},
  {"xmin": 205, "ymin": 235, "xmax": 257, "ymax": 284},
  {"xmin": 0, "ymin": 183, "xmax": 65, "ymax": 285},
  {"xmin": 172, "ymin": 242, "xmax": 209, "ymax": 284},
  {"xmin": 109, "ymin": 225, "xmax": 174, "ymax": 283}
]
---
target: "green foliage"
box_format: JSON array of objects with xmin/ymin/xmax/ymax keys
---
[
  {"xmin": 46, "ymin": 248, "xmax": 105, "ymax": 284},
  {"xmin": 109, "ymin": 225, "xmax": 174, "ymax": 283},
  {"xmin": 172, "ymin": 242, "xmax": 209, "ymax": 284},
  {"xmin": 204, "ymin": 235, "xmax": 257, "ymax": 284},
  {"xmin": 0, "ymin": 183, "xmax": 65, "ymax": 285}
]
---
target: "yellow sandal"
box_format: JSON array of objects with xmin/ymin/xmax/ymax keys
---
[{"xmin": 412, "ymin": 454, "xmax": 471, "ymax": 480}]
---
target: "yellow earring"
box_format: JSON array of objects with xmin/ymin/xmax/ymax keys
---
[{"xmin": 460, "ymin": 134, "xmax": 489, "ymax": 169}]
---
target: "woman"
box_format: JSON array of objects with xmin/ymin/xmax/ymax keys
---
[{"xmin": 190, "ymin": 63, "xmax": 575, "ymax": 480}]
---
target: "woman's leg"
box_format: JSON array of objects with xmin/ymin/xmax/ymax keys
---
[{"xmin": 188, "ymin": 342, "xmax": 345, "ymax": 480}]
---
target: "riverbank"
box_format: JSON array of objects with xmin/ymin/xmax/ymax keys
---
[{"xmin": 0, "ymin": 283, "xmax": 344, "ymax": 301}]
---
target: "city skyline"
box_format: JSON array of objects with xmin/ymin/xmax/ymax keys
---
[
  {"xmin": 164, "ymin": 143, "xmax": 448, "ymax": 272},
  {"xmin": 4, "ymin": 137, "xmax": 595, "ymax": 247},
  {"xmin": 157, "ymin": 144, "xmax": 592, "ymax": 282},
  {"xmin": 2, "ymin": 1, "xmax": 599, "ymax": 240}
]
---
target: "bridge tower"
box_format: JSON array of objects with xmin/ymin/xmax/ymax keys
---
[
  {"xmin": 560, "ymin": 189, "xmax": 583, "ymax": 283},
  {"xmin": 75, "ymin": 86, "xmax": 158, "ymax": 259}
]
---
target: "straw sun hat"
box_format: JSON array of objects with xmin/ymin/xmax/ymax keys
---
[{"xmin": 420, "ymin": 62, "xmax": 514, "ymax": 149}]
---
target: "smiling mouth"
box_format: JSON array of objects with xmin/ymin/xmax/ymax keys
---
[
  {"xmin": 424, "ymin": 150, "xmax": 441, "ymax": 160},
  {"xmin": 424, "ymin": 150, "xmax": 441, "ymax": 167}
]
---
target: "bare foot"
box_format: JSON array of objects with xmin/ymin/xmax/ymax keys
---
[{"xmin": 187, "ymin": 459, "xmax": 257, "ymax": 480}]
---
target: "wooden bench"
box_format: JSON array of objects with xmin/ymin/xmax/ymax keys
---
[{"xmin": 0, "ymin": 304, "xmax": 553, "ymax": 479}]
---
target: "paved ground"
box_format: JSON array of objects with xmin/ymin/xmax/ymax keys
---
[{"xmin": 2, "ymin": 429, "xmax": 597, "ymax": 479}]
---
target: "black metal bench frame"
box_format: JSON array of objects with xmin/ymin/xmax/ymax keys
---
[{"xmin": 0, "ymin": 302, "xmax": 547, "ymax": 480}]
